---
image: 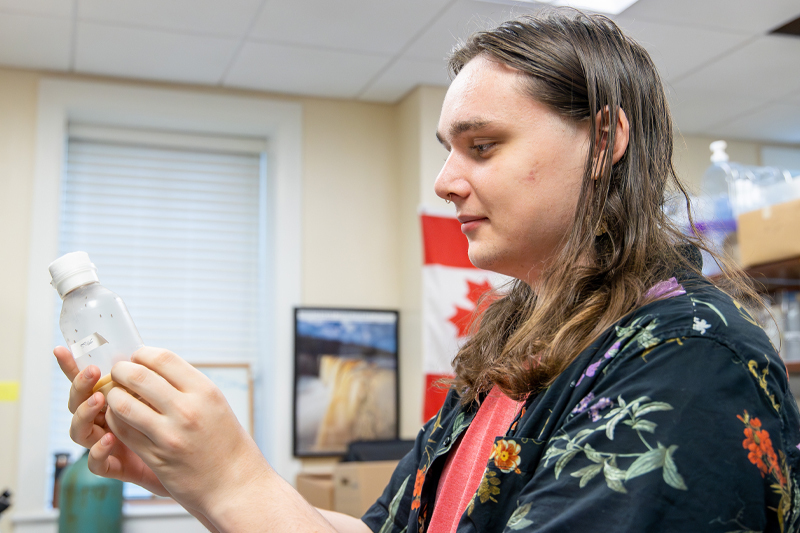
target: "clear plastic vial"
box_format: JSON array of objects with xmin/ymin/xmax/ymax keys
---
[{"xmin": 49, "ymin": 252, "xmax": 143, "ymax": 396}]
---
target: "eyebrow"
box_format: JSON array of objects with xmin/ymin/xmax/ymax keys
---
[{"xmin": 436, "ymin": 118, "xmax": 493, "ymax": 145}]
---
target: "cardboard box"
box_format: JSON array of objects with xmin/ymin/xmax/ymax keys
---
[
  {"xmin": 333, "ymin": 460, "xmax": 399, "ymax": 518},
  {"xmin": 738, "ymin": 198, "xmax": 800, "ymax": 268},
  {"xmin": 296, "ymin": 472, "xmax": 335, "ymax": 511}
]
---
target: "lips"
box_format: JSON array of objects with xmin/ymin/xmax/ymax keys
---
[{"xmin": 458, "ymin": 215, "xmax": 488, "ymax": 234}]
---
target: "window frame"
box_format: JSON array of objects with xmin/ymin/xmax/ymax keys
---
[{"xmin": 16, "ymin": 78, "xmax": 302, "ymax": 519}]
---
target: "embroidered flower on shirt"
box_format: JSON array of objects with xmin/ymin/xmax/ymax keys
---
[
  {"xmin": 693, "ymin": 317, "xmax": 711, "ymax": 335},
  {"xmin": 572, "ymin": 393, "xmax": 595, "ymax": 415},
  {"xmin": 491, "ymin": 439, "xmax": 522, "ymax": 474},
  {"xmin": 644, "ymin": 277, "xmax": 686, "ymax": 300},
  {"xmin": 575, "ymin": 342, "xmax": 619, "ymax": 387},
  {"xmin": 738, "ymin": 411, "xmax": 786, "ymax": 484},
  {"xmin": 467, "ymin": 470, "xmax": 501, "ymax": 516},
  {"xmin": 411, "ymin": 468, "xmax": 425, "ymax": 510},
  {"xmin": 589, "ymin": 397, "xmax": 614, "ymax": 422}
]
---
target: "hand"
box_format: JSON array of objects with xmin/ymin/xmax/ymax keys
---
[
  {"xmin": 103, "ymin": 347, "xmax": 269, "ymax": 517},
  {"xmin": 54, "ymin": 346, "xmax": 169, "ymax": 497}
]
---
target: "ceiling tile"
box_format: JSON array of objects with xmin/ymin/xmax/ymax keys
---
[
  {"xmin": 404, "ymin": 0, "xmax": 537, "ymax": 62},
  {"xmin": 250, "ymin": 0, "xmax": 452, "ymax": 55},
  {"xmin": 224, "ymin": 41, "xmax": 389, "ymax": 99},
  {"xmin": 359, "ymin": 58, "xmax": 450, "ymax": 102},
  {"xmin": 670, "ymin": 35, "xmax": 800, "ymax": 101},
  {"xmin": 621, "ymin": 0, "xmax": 800, "ymax": 35},
  {"xmin": 78, "ymin": 0, "xmax": 262, "ymax": 37},
  {"xmin": 705, "ymin": 103, "xmax": 800, "ymax": 144},
  {"xmin": 666, "ymin": 88, "xmax": 767, "ymax": 136},
  {"xmin": 613, "ymin": 17, "xmax": 751, "ymax": 82},
  {"xmin": 786, "ymin": 91, "xmax": 800, "ymax": 106},
  {"xmin": 75, "ymin": 22, "xmax": 240, "ymax": 84},
  {"xmin": 0, "ymin": 12, "xmax": 71, "ymax": 70},
  {"xmin": 0, "ymin": 0, "xmax": 72, "ymax": 18}
]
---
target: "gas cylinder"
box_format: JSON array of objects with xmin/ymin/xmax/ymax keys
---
[{"xmin": 58, "ymin": 450, "xmax": 123, "ymax": 533}]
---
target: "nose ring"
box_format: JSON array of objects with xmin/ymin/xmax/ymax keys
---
[{"xmin": 445, "ymin": 193, "xmax": 452, "ymax": 204}]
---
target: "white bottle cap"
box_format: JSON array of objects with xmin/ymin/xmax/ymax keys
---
[
  {"xmin": 710, "ymin": 140, "xmax": 729, "ymax": 163},
  {"xmin": 48, "ymin": 251, "xmax": 100, "ymax": 299}
]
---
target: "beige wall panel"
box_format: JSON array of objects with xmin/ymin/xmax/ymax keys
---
[
  {"xmin": 0, "ymin": 68, "xmax": 39, "ymax": 533},
  {"xmin": 396, "ymin": 88, "xmax": 424, "ymax": 437},
  {"xmin": 418, "ymin": 87, "xmax": 449, "ymax": 210},
  {"xmin": 301, "ymin": 99, "xmax": 401, "ymax": 309}
]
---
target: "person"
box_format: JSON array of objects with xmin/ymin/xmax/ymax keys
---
[{"xmin": 55, "ymin": 8, "xmax": 800, "ymax": 533}]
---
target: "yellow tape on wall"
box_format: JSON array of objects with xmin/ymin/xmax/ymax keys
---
[{"xmin": 0, "ymin": 382, "xmax": 19, "ymax": 402}]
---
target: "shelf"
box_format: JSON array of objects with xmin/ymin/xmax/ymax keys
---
[
  {"xmin": 741, "ymin": 256, "xmax": 800, "ymax": 292},
  {"xmin": 786, "ymin": 361, "xmax": 800, "ymax": 375}
]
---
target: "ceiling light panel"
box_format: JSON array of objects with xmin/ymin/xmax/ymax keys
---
[{"xmin": 477, "ymin": 0, "xmax": 639, "ymax": 15}]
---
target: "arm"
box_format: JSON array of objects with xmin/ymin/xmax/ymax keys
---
[{"xmin": 316, "ymin": 510, "xmax": 372, "ymax": 533}]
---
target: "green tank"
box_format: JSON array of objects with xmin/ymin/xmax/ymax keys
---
[{"xmin": 58, "ymin": 450, "xmax": 123, "ymax": 533}]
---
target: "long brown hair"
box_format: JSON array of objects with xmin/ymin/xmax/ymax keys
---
[{"xmin": 446, "ymin": 9, "xmax": 758, "ymax": 404}]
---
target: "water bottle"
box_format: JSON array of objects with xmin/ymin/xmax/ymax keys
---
[
  {"xmin": 58, "ymin": 450, "xmax": 123, "ymax": 533},
  {"xmin": 49, "ymin": 251, "xmax": 143, "ymax": 397},
  {"xmin": 697, "ymin": 141, "xmax": 738, "ymax": 276}
]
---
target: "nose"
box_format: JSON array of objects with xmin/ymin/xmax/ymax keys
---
[{"xmin": 434, "ymin": 151, "xmax": 469, "ymax": 204}]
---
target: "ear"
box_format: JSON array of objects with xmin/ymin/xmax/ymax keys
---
[{"xmin": 592, "ymin": 106, "xmax": 629, "ymax": 180}]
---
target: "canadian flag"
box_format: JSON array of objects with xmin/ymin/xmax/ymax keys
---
[{"xmin": 421, "ymin": 212, "xmax": 510, "ymax": 421}]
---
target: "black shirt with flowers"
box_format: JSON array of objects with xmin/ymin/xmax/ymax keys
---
[{"xmin": 361, "ymin": 276, "xmax": 800, "ymax": 532}]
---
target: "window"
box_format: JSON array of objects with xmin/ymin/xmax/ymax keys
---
[
  {"xmin": 17, "ymin": 79, "xmax": 301, "ymax": 523},
  {"xmin": 48, "ymin": 125, "xmax": 267, "ymax": 500}
]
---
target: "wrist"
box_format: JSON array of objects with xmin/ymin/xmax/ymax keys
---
[
  {"xmin": 202, "ymin": 442, "xmax": 273, "ymax": 529},
  {"xmin": 205, "ymin": 456, "xmax": 335, "ymax": 533}
]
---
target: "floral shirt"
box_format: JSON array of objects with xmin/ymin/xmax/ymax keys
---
[{"xmin": 362, "ymin": 276, "xmax": 800, "ymax": 533}]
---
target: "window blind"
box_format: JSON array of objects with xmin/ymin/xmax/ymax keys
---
[{"xmin": 48, "ymin": 126, "xmax": 267, "ymax": 502}]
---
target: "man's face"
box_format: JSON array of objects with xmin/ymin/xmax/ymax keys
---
[{"xmin": 435, "ymin": 55, "xmax": 591, "ymax": 286}]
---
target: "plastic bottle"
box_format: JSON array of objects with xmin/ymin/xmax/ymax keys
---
[
  {"xmin": 701, "ymin": 141, "xmax": 736, "ymax": 221},
  {"xmin": 58, "ymin": 450, "xmax": 123, "ymax": 533},
  {"xmin": 696, "ymin": 141, "xmax": 738, "ymax": 276},
  {"xmin": 52, "ymin": 452, "xmax": 70, "ymax": 508},
  {"xmin": 49, "ymin": 251, "xmax": 143, "ymax": 397}
]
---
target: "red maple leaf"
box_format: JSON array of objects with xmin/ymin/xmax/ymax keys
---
[{"xmin": 448, "ymin": 279, "xmax": 496, "ymax": 337}]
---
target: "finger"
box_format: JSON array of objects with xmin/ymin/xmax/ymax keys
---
[
  {"xmin": 54, "ymin": 346, "xmax": 80, "ymax": 382},
  {"xmin": 110, "ymin": 361, "xmax": 176, "ymax": 415},
  {"xmin": 104, "ymin": 408, "xmax": 160, "ymax": 471},
  {"xmin": 87, "ymin": 432, "xmax": 124, "ymax": 479},
  {"xmin": 131, "ymin": 347, "xmax": 207, "ymax": 392},
  {"xmin": 106, "ymin": 386, "xmax": 161, "ymax": 445},
  {"xmin": 69, "ymin": 392, "xmax": 108, "ymax": 447},
  {"xmin": 68, "ymin": 366, "xmax": 101, "ymax": 414},
  {"xmin": 88, "ymin": 432, "xmax": 170, "ymax": 497}
]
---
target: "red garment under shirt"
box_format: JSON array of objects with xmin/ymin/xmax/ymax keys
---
[{"xmin": 427, "ymin": 386, "xmax": 524, "ymax": 533}]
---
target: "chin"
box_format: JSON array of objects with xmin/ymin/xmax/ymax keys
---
[{"xmin": 467, "ymin": 248, "xmax": 503, "ymax": 274}]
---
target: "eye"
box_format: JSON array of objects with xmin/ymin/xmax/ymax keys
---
[{"xmin": 472, "ymin": 142, "xmax": 496, "ymax": 157}]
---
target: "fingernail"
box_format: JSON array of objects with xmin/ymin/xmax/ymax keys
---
[
  {"xmin": 88, "ymin": 394, "xmax": 97, "ymax": 407},
  {"xmin": 84, "ymin": 368, "xmax": 94, "ymax": 380},
  {"xmin": 101, "ymin": 433, "xmax": 113, "ymax": 446}
]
